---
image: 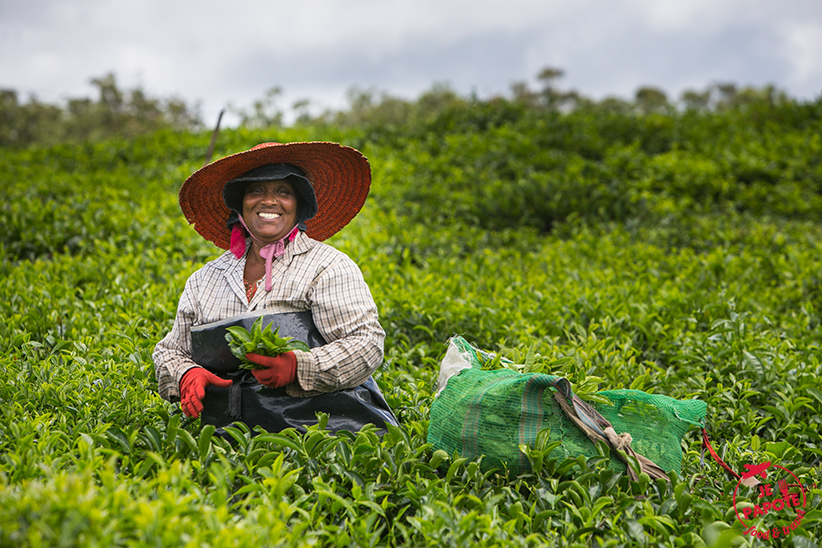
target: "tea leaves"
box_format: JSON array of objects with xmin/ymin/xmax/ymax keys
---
[
  {"xmin": 225, "ymin": 318, "xmax": 311, "ymax": 370},
  {"xmin": 2, "ymin": 99, "xmax": 821, "ymax": 546}
]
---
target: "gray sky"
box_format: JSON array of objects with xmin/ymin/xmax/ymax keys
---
[{"xmin": 2, "ymin": 0, "xmax": 821, "ymax": 126}]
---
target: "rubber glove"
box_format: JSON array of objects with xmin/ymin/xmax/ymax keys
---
[
  {"xmin": 246, "ymin": 351, "xmax": 297, "ymax": 388},
  {"xmin": 180, "ymin": 367, "xmax": 233, "ymax": 418}
]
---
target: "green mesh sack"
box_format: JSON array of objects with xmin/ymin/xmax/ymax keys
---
[{"xmin": 427, "ymin": 336, "xmax": 707, "ymax": 475}]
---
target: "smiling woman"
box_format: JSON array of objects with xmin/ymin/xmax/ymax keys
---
[
  {"xmin": 153, "ymin": 141, "xmax": 398, "ymax": 434},
  {"xmin": 220, "ymin": 162, "xmax": 319, "ymax": 294},
  {"xmin": 243, "ymin": 180, "xmax": 299, "ymax": 242},
  {"xmin": 240, "ymin": 179, "xmax": 300, "ymax": 289}
]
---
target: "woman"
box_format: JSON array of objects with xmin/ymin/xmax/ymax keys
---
[{"xmin": 153, "ymin": 141, "xmax": 397, "ymax": 433}]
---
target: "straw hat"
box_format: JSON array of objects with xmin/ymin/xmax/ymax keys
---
[{"xmin": 179, "ymin": 142, "xmax": 371, "ymax": 248}]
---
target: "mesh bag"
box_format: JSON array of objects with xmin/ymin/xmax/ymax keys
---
[{"xmin": 427, "ymin": 336, "xmax": 707, "ymax": 475}]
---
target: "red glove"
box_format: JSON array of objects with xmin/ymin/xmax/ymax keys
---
[
  {"xmin": 246, "ymin": 351, "xmax": 297, "ymax": 388},
  {"xmin": 180, "ymin": 367, "xmax": 233, "ymax": 418}
]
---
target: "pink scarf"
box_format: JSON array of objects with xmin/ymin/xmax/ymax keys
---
[{"xmin": 230, "ymin": 220, "xmax": 300, "ymax": 292}]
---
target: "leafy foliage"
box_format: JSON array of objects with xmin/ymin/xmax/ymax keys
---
[
  {"xmin": 1, "ymin": 73, "xmax": 201, "ymax": 148},
  {"xmin": 1, "ymin": 94, "xmax": 821, "ymax": 546},
  {"xmin": 226, "ymin": 317, "xmax": 311, "ymax": 370}
]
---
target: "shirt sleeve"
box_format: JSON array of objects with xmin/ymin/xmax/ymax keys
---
[
  {"xmin": 152, "ymin": 275, "xmax": 201, "ymax": 402},
  {"xmin": 290, "ymin": 254, "xmax": 385, "ymax": 396}
]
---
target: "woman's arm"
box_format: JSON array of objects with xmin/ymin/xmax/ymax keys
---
[
  {"xmin": 290, "ymin": 254, "xmax": 385, "ymax": 396},
  {"xmin": 152, "ymin": 278, "xmax": 201, "ymax": 402}
]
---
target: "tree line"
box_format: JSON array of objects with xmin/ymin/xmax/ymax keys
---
[{"xmin": 0, "ymin": 68, "xmax": 813, "ymax": 148}]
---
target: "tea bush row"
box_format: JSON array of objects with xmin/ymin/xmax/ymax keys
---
[
  {"xmin": 365, "ymin": 98, "xmax": 822, "ymax": 234},
  {"xmin": 1, "ymin": 111, "xmax": 821, "ymax": 545}
]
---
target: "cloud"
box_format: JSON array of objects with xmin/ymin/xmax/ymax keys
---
[
  {"xmin": 782, "ymin": 22, "xmax": 822, "ymax": 89},
  {"xmin": 1, "ymin": 0, "xmax": 820, "ymax": 126}
]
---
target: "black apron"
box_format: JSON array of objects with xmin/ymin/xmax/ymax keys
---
[{"xmin": 190, "ymin": 311, "xmax": 398, "ymax": 434}]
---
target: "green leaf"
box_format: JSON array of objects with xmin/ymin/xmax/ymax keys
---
[
  {"xmin": 806, "ymin": 387, "xmax": 822, "ymax": 406},
  {"xmin": 253, "ymin": 433, "xmax": 302, "ymax": 453},
  {"xmin": 750, "ymin": 434, "xmax": 760, "ymax": 451},
  {"xmin": 523, "ymin": 343, "xmax": 540, "ymax": 373},
  {"xmin": 429, "ymin": 449, "xmax": 449, "ymax": 468},
  {"xmin": 283, "ymin": 340, "xmax": 311, "ymax": 352},
  {"xmin": 546, "ymin": 357, "xmax": 575, "ymax": 370},
  {"xmin": 252, "ymin": 316, "xmax": 263, "ymax": 338},
  {"xmin": 225, "ymin": 326, "xmax": 252, "ymax": 343},
  {"xmin": 630, "ymin": 374, "xmax": 649, "ymax": 391},
  {"xmin": 198, "ymin": 424, "xmax": 215, "ymax": 461},
  {"xmin": 626, "ymin": 519, "xmax": 647, "ymax": 544}
]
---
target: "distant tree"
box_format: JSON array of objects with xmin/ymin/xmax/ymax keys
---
[
  {"xmin": 231, "ymin": 86, "xmax": 284, "ymax": 128},
  {"xmin": 330, "ymin": 86, "xmax": 414, "ymax": 129},
  {"xmin": 509, "ymin": 80, "xmax": 538, "ymax": 106},
  {"xmin": 680, "ymin": 88, "xmax": 711, "ymax": 111},
  {"xmin": 635, "ymin": 86, "xmax": 669, "ymax": 115},
  {"xmin": 713, "ymin": 82, "xmax": 738, "ymax": 109},
  {"xmin": 537, "ymin": 67, "xmax": 565, "ymax": 87},
  {"xmin": 712, "ymin": 82, "xmax": 789, "ymax": 111},
  {"xmin": 324, "ymin": 83, "xmax": 467, "ymax": 131},
  {"xmin": 596, "ymin": 96, "xmax": 634, "ymax": 115},
  {"xmin": 93, "ymin": 74, "xmax": 125, "ymax": 115},
  {"xmin": 0, "ymin": 72, "xmax": 201, "ymax": 148},
  {"xmin": 291, "ymin": 98, "xmax": 313, "ymax": 125},
  {"xmin": 415, "ymin": 83, "xmax": 464, "ymax": 121},
  {"xmin": 0, "ymin": 89, "xmax": 63, "ymax": 147},
  {"xmin": 537, "ymin": 66, "xmax": 568, "ymax": 110}
]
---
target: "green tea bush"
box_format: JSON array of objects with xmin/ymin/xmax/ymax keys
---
[
  {"xmin": 368, "ymin": 95, "xmax": 822, "ymax": 237},
  {"xmin": 1, "ymin": 101, "xmax": 821, "ymax": 546}
]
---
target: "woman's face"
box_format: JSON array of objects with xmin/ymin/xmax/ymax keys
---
[{"xmin": 242, "ymin": 179, "xmax": 298, "ymax": 245}]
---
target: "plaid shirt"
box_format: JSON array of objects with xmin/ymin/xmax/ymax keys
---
[{"xmin": 153, "ymin": 232, "xmax": 385, "ymax": 400}]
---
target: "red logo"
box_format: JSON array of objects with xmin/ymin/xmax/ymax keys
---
[{"xmin": 732, "ymin": 461, "xmax": 809, "ymax": 540}]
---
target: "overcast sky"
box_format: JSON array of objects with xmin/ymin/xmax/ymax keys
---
[{"xmin": 2, "ymin": 0, "xmax": 821, "ymax": 126}]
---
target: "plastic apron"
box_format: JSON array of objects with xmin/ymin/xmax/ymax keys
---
[{"xmin": 190, "ymin": 311, "xmax": 398, "ymax": 434}]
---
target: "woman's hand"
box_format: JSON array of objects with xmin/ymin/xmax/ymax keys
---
[
  {"xmin": 180, "ymin": 367, "xmax": 233, "ymax": 418},
  {"xmin": 246, "ymin": 351, "xmax": 297, "ymax": 387}
]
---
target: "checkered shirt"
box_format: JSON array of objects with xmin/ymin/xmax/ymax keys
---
[{"xmin": 152, "ymin": 232, "xmax": 385, "ymax": 400}]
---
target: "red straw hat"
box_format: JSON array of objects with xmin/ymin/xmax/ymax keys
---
[{"xmin": 179, "ymin": 141, "xmax": 371, "ymax": 249}]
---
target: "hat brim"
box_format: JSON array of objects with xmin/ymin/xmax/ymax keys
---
[{"xmin": 179, "ymin": 142, "xmax": 371, "ymax": 248}]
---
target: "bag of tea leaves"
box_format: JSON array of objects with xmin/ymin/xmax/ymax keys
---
[{"xmin": 427, "ymin": 336, "xmax": 706, "ymax": 476}]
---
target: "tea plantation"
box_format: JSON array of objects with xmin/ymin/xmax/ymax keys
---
[{"xmin": 1, "ymin": 97, "xmax": 821, "ymax": 546}]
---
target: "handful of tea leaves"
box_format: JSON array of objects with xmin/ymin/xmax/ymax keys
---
[
  {"xmin": 225, "ymin": 316, "xmax": 311, "ymax": 370},
  {"xmin": 478, "ymin": 342, "xmax": 574, "ymax": 374},
  {"xmin": 478, "ymin": 342, "xmax": 610, "ymax": 405}
]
